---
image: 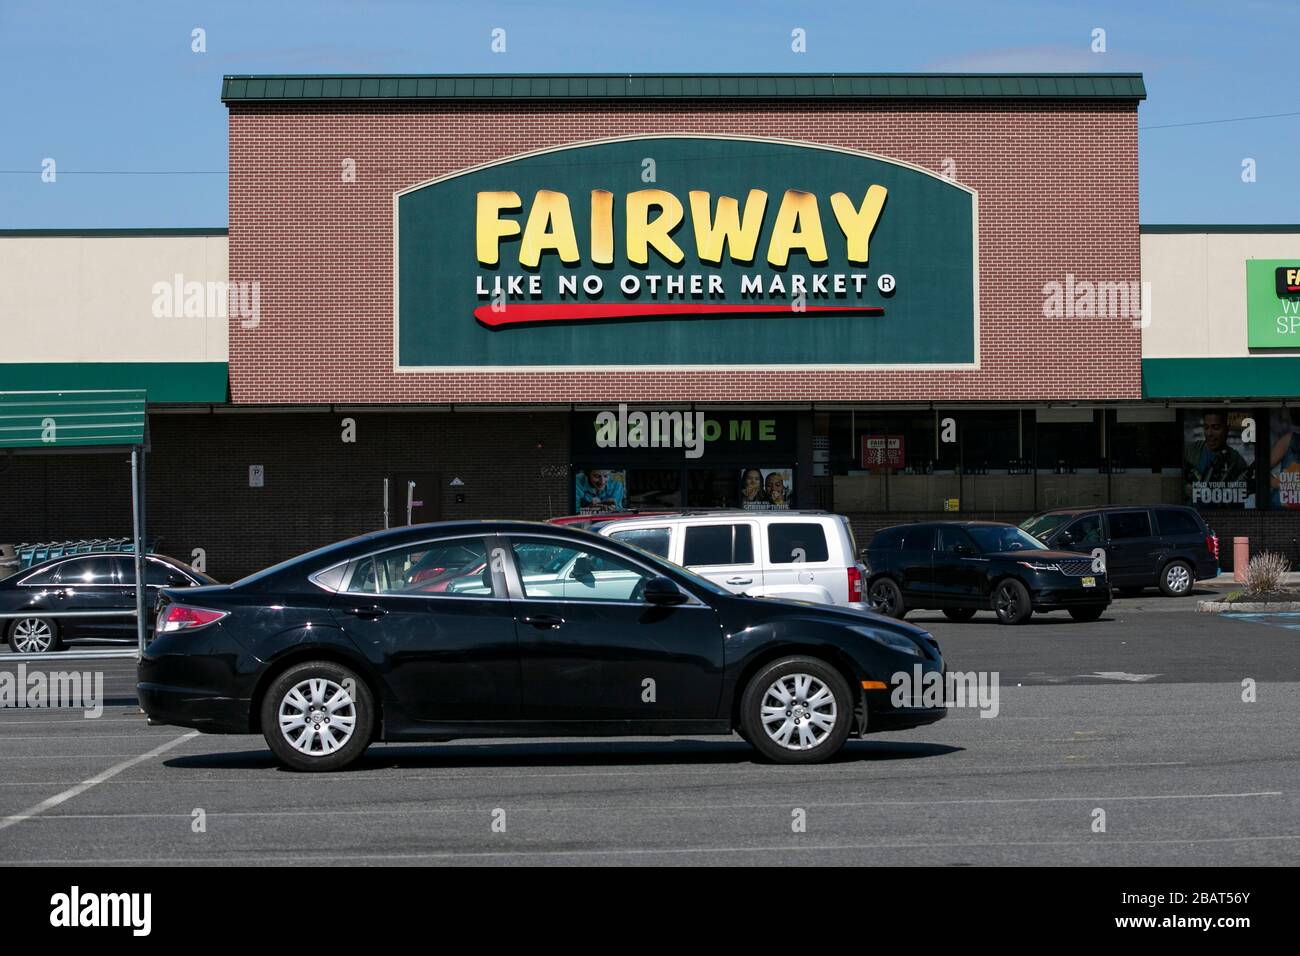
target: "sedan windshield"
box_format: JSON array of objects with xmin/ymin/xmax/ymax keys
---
[{"xmin": 967, "ymin": 525, "xmax": 1050, "ymax": 553}]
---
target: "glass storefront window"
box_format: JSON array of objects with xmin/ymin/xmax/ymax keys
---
[
  {"xmin": 626, "ymin": 469, "xmax": 682, "ymax": 509},
  {"xmin": 1034, "ymin": 410, "xmax": 1102, "ymax": 474},
  {"xmin": 1107, "ymin": 410, "xmax": 1180, "ymax": 473}
]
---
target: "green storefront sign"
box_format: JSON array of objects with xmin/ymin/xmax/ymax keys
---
[
  {"xmin": 395, "ymin": 135, "xmax": 977, "ymax": 368},
  {"xmin": 1247, "ymin": 259, "xmax": 1300, "ymax": 348}
]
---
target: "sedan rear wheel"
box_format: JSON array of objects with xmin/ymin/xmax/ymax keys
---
[
  {"xmin": 741, "ymin": 657, "xmax": 852, "ymax": 764},
  {"xmin": 8, "ymin": 617, "xmax": 61, "ymax": 653},
  {"xmin": 261, "ymin": 661, "xmax": 374, "ymax": 772},
  {"xmin": 992, "ymin": 579, "xmax": 1032, "ymax": 625}
]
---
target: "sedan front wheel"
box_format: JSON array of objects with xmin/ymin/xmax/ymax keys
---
[{"xmin": 740, "ymin": 657, "xmax": 852, "ymax": 764}]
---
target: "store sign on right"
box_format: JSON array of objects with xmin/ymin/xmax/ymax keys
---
[{"xmin": 1247, "ymin": 260, "xmax": 1300, "ymax": 347}]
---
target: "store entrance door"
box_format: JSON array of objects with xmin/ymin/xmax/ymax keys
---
[{"xmin": 389, "ymin": 472, "xmax": 441, "ymax": 525}]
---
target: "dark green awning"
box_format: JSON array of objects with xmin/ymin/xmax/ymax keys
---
[
  {"xmin": 0, "ymin": 390, "xmax": 146, "ymax": 449},
  {"xmin": 222, "ymin": 73, "xmax": 1147, "ymax": 103}
]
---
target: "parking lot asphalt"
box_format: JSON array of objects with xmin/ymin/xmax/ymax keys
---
[{"xmin": 0, "ymin": 596, "xmax": 1296, "ymax": 866}]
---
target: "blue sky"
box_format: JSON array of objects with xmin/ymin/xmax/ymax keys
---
[{"xmin": 2, "ymin": 0, "xmax": 1296, "ymax": 227}]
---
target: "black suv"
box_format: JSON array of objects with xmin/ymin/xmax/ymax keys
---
[
  {"xmin": 865, "ymin": 521, "xmax": 1110, "ymax": 625},
  {"xmin": 1020, "ymin": 505, "xmax": 1218, "ymax": 597}
]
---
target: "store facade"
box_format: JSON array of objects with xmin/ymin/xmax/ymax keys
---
[
  {"xmin": 218, "ymin": 72, "xmax": 1146, "ymax": 573},
  {"xmin": 4, "ymin": 73, "xmax": 1298, "ymax": 578}
]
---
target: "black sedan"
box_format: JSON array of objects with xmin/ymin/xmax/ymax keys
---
[
  {"xmin": 864, "ymin": 521, "xmax": 1110, "ymax": 625},
  {"xmin": 1, "ymin": 553, "xmax": 216, "ymax": 653},
  {"xmin": 138, "ymin": 521, "xmax": 946, "ymax": 770}
]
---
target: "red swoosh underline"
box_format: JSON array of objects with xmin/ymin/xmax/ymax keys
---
[{"xmin": 474, "ymin": 303, "xmax": 884, "ymax": 328}]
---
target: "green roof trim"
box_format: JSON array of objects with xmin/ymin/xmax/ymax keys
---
[
  {"xmin": 1140, "ymin": 224, "xmax": 1300, "ymax": 234},
  {"xmin": 0, "ymin": 390, "xmax": 146, "ymax": 449},
  {"xmin": 1143, "ymin": 357, "xmax": 1300, "ymax": 399},
  {"xmin": 0, "ymin": 363, "xmax": 228, "ymax": 404},
  {"xmin": 222, "ymin": 73, "xmax": 1146, "ymax": 104}
]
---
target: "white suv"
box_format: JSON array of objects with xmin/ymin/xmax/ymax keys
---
[{"xmin": 592, "ymin": 510, "xmax": 868, "ymax": 609}]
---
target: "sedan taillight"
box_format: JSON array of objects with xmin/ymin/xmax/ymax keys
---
[{"xmin": 157, "ymin": 604, "xmax": 228, "ymax": 633}]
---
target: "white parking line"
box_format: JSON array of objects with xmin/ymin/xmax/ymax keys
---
[{"xmin": 0, "ymin": 731, "xmax": 197, "ymax": 833}]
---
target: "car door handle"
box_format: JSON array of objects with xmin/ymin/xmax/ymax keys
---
[
  {"xmin": 344, "ymin": 606, "xmax": 387, "ymax": 620},
  {"xmin": 726, "ymin": 577, "xmax": 753, "ymax": 585},
  {"xmin": 522, "ymin": 614, "xmax": 565, "ymax": 629}
]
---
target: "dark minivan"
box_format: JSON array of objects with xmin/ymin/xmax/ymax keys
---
[{"xmin": 1021, "ymin": 505, "xmax": 1219, "ymax": 597}]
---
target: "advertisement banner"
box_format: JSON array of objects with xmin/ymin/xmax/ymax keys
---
[
  {"xmin": 575, "ymin": 468, "xmax": 626, "ymax": 514},
  {"xmin": 1183, "ymin": 410, "xmax": 1255, "ymax": 508},
  {"xmin": 861, "ymin": 434, "xmax": 905, "ymax": 470},
  {"xmin": 740, "ymin": 467, "xmax": 793, "ymax": 510},
  {"xmin": 1247, "ymin": 260, "xmax": 1300, "ymax": 349},
  {"xmin": 396, "ymin": 135, "xmax": 977, "ymax": 368},
  {"xmin": 1269, "ymin": 409, "xmax": 1300, "ymax": 509}
]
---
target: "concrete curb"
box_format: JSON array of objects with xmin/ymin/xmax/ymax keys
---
[{"xmin": 1197, "ymin": 601, "xmax": 1300, "ymax": 613}]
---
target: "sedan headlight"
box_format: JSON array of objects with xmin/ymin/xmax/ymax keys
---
[
  {"xmin": 848, "ymin": 624, "xmax": 922, "ymax": 657},
  {"xmin": 1017, "ymin": 561, "xmax": 1061, "ymax": 572}
]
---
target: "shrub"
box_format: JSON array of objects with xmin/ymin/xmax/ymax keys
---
[{"xmin": 1243, "ymin": 552, "xmax": 1290, "ymax": 595}]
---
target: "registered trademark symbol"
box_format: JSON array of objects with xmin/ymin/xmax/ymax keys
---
[{"xmin": 877, "ymin": 274, "xmax": 896, "ymax": 294}]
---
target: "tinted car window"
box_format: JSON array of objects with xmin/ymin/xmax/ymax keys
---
[
  {"xmin": 966, "ymin": 525, "xmax": 1048, "ymax": 553},
  {"xmin": 683, "ymin": 524, "xmax": 752, "ymax": 566},
  {"xmin": 1064, "ymin": 514, "xmax": 1104, "ymax": 546},
  {"xmin": 117, "ymin": 558, "xmax": 190, "ymax": 586},
  {"xmin": 1021, "ymin": 513, "xmax": 1071, "ymax": 539},
  {"xmin": 900, "ymin": 526, "xmax": 936, "ymax": 551},
  {"xmin": 869, "ymin": 527, "xmax": 905, "ymax": 550},
  {"xmin": 609, "ymin": 527, "xmax": 671, "ymax": 558},
  {"xmin": 1155, "ymin": 508, "xmax": 1201, "ymax": 536},
  {"xmin": 937, "ymin": 526, "xmax": 976, "ymax": 553},
  {"xmin": 1108, "ymin": 511, "xmax": 1153, "ymax": 540},
  {"xmin": 768, "ymin": 524, "xmax": 830, "ymax": 564},
  {"xmin": 54, "ymin": 557, "xmax": 116, "ymax": 585},
  {"xmin": 20, "ymin": 566, "xmax": 60, "ymax": 586}
]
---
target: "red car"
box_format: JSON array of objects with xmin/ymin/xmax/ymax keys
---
[{"xmin": 546, "ymin": 511, "xmax": 675, "ymax": 530}]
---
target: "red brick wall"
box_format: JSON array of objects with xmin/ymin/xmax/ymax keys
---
[{"xmin": 227, "ymin": 100, "xmax": 1140, "ymax": 404}]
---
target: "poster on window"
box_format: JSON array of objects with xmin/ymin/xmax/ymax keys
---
[
  {"xmin": 1269, "ymin": 409, "xmax": 1300, "ymax": 509},
  {"xmin": 739, "ymin": 467, "xmax": 793, "ymax": 510},
  {"xmin": 574, "ymin": 468, "xmax": 627, "ymax": 514},
  {"xmin": 860, "ymin": 434, "xmax": 905, "ymax": 470},
  {"xmin": 1182, "ymin": 410, "xmax": 1255, "ymax": 508}
]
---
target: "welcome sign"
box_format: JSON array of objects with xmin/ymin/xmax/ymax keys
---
[{"xmin": 395, "ymin": 135, "xmax": 977, "ymax": 368}]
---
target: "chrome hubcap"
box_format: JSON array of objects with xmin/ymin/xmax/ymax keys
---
[
  {"xmin": 11, "ymin": 619, "xmax": 53, "ymax": 653},
  {"xmin": 1167, "ymin": 565, "xmax": 1191, "ymax": 593},
  {"xmin": 279, "ymin": 678, "xmax": 357, "ymax": 756},
  {"xmin": 760, "ymin": 673, "xmax": 837, "ymax": 750}
]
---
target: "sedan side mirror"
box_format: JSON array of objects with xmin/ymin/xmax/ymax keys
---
[
  {"xmin": 1057, "ymin": 531, "xmax": 1074, "ymax": 545},
  {"xmin": 643, "ymin": 576, "xmax": 688, "ymax": 606}
]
